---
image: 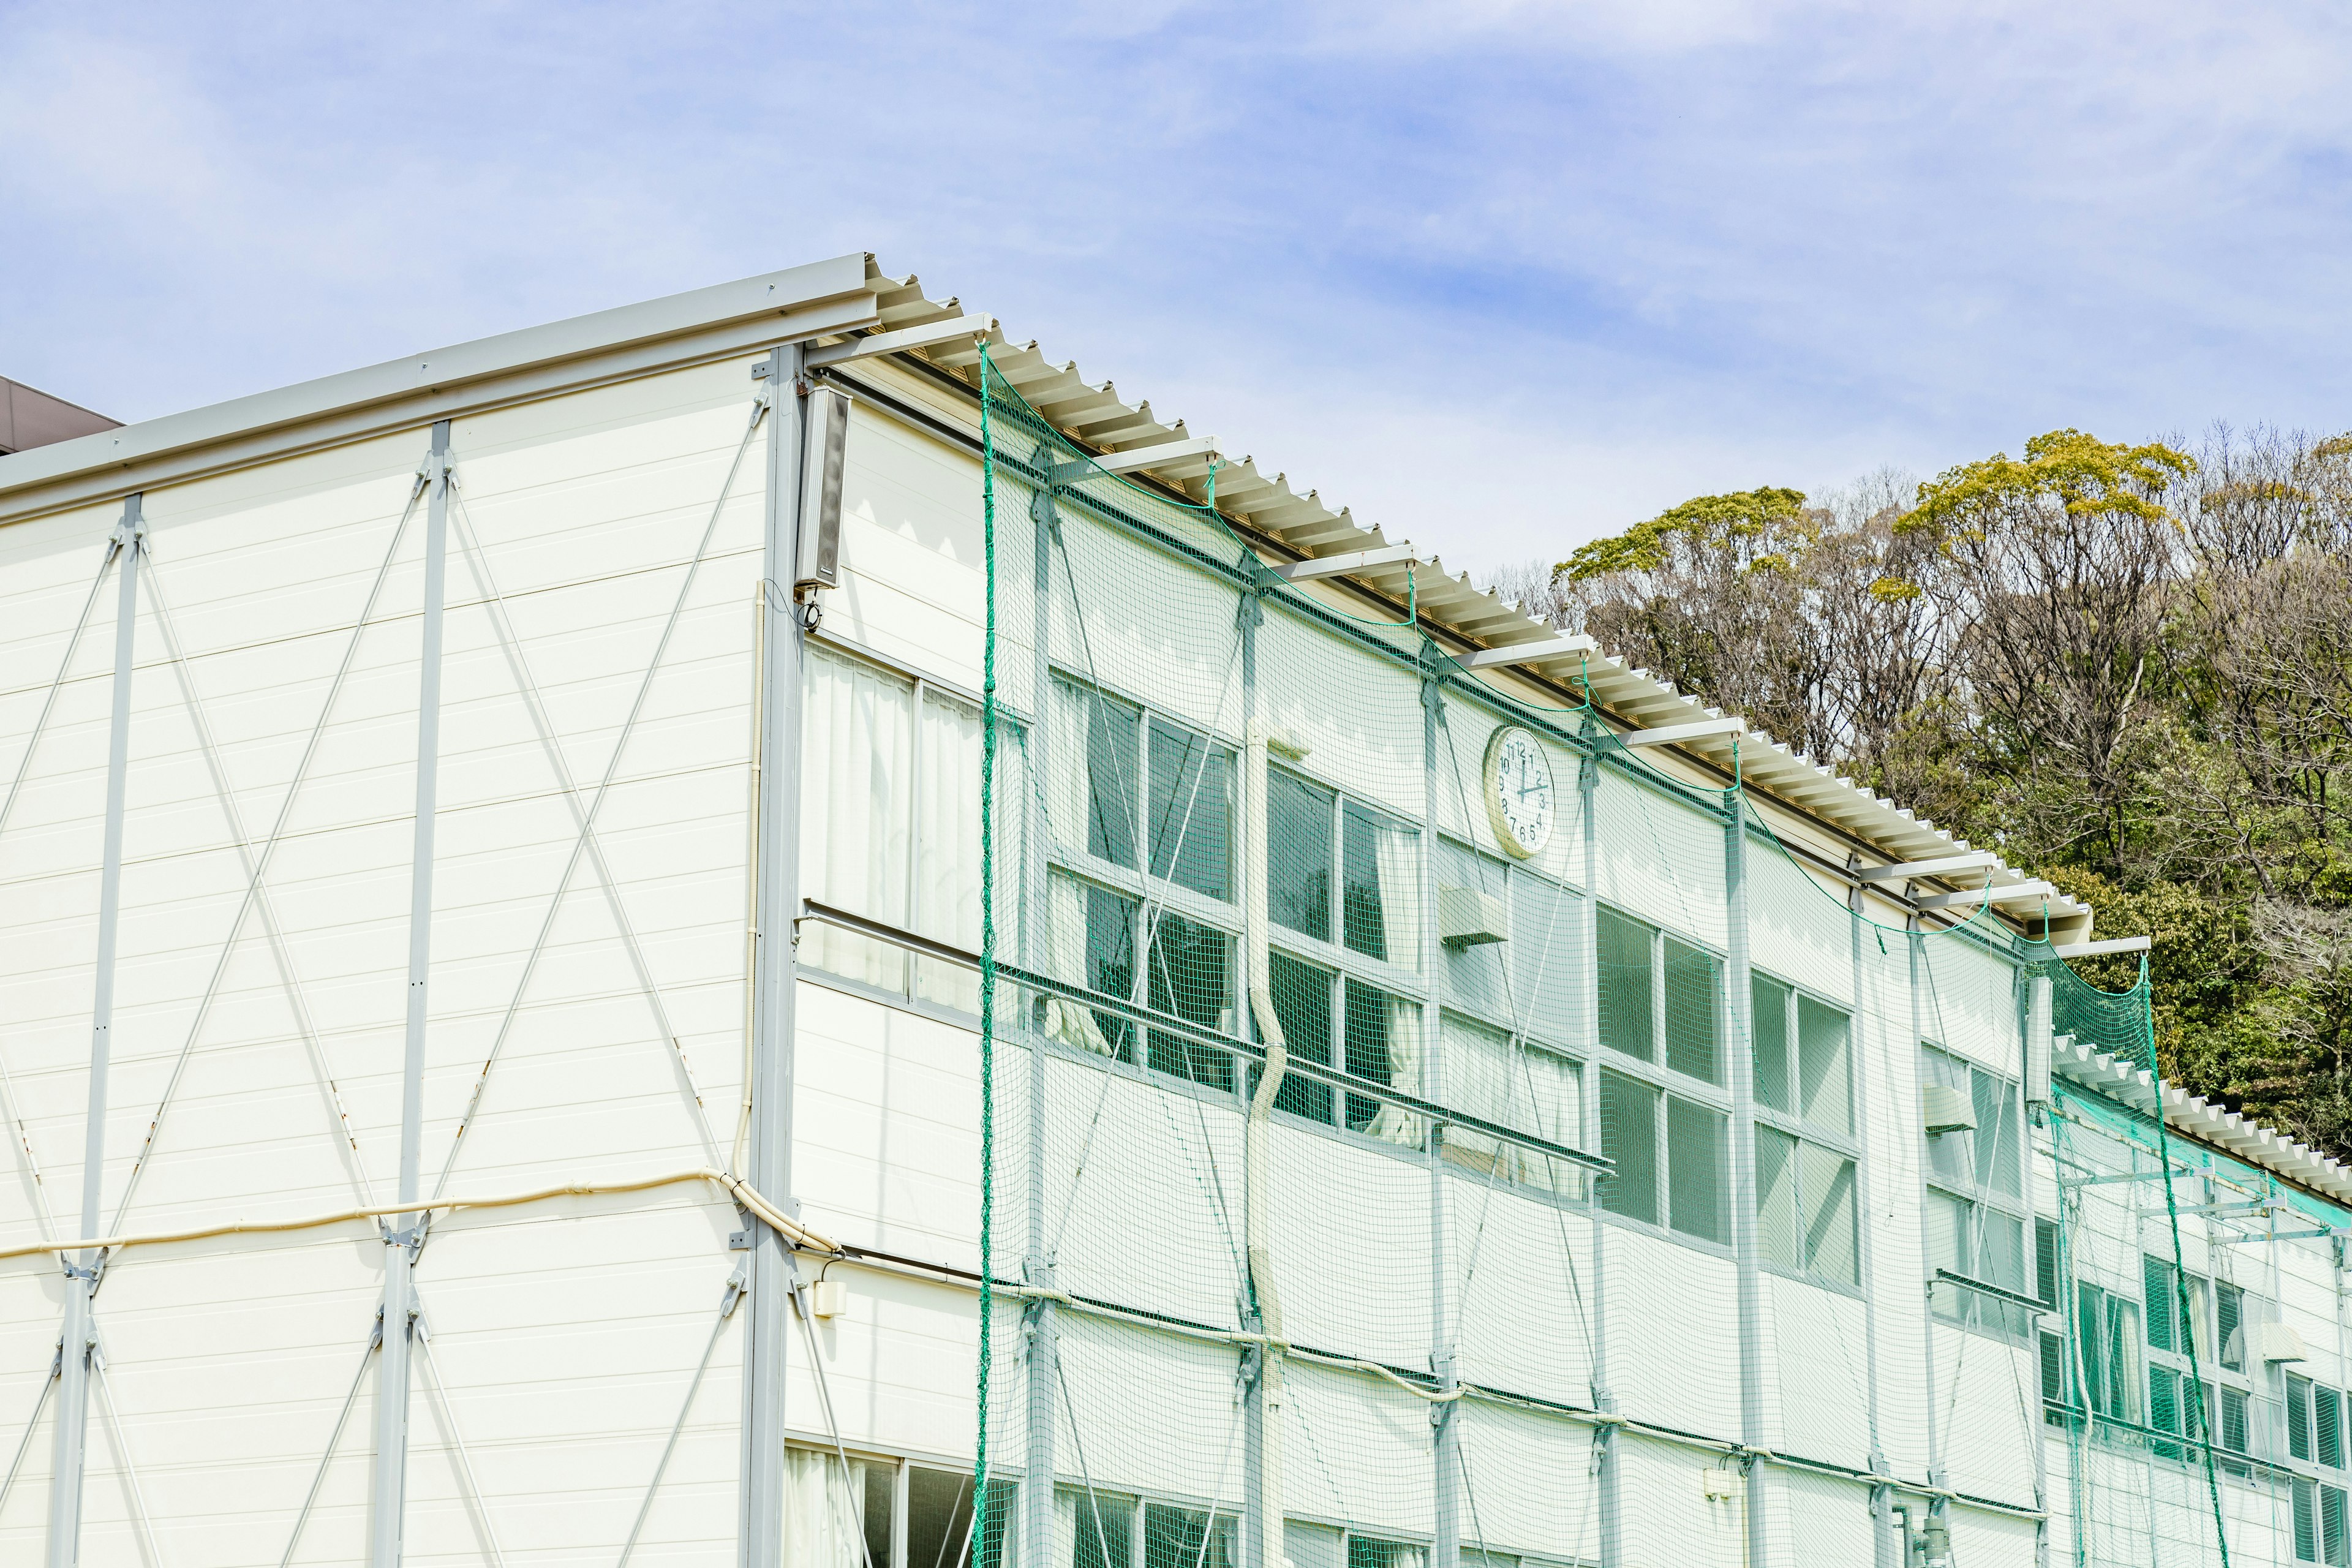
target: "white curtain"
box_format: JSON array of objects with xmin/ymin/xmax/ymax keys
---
[
  {"xmin": 915, "ymin": 690, "xmax": 984, "ymax": 1011},
  {"xmin": 1365, "ymin": 996, "xmax": 1423, "ymax": 1147},
  {"xmin": 1373, "ymin": 823, "xmax": 1420, "ymax": 970},
  {"xmin": 1046, "ymin": 677, "xmax": 1090, "ymax": 857},
  {"xmin": 1438, "ymin": 1015, "xmax": 1581, "ymax": 1191},
  {"xmin": 1042, "ymin": 873, "xmax": 1115, "ymax": 1057},
  {"xmin": 801, "ymin": 647, "xmax": 913, "ymax": 989},
  {"xmin": 784, "ymin": 1448, "xmax": 872, "ymax": 1568}
]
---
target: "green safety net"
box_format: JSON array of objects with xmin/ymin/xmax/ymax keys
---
[{"xmin": 960, "ymin": 344, "xmax": 2269, "ymax": 1568}]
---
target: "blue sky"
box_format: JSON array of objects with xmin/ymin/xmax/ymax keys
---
[{"xmin": 4, "ymin": 1, "xmax": 2349, "ymax": 574}]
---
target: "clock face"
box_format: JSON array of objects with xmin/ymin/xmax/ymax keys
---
[{"xmin": 1483, "ymin": 726, "xmax": 1555, "ymax": 859}]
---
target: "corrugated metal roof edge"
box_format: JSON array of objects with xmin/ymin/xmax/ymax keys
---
[
  {"xmin": 2053, "ymin": 1035, "xmax": 2352, "ymax": 1222},
  {"xmin": 871, "ymin": 265, "xmax": 2092, "ymax": 932}
]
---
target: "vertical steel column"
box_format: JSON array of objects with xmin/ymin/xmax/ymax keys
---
[
  {"xmin": 1580, "ymin": 728, "xmax": 1617, "ymax": 1568},
  {"xmin": 1848, "ymin": 868, "xmax": 1896, "ymax": 1568},
  {"xmin": 1906, "ymin": 920, "xmax": 1946, "ymax": 1504},
  {"xmin": 1021, "ymin": 456, "xmax": 1060, "ymax": 1568},
  {"xmin": 1422, "ymin": 666, "xmax": 1458, "ymax": 1568},
  {"xmin": 741, "ymin": 345, "xmax": 807, "ymax": 1568},
  {"xmin": 1721, "ymin": 796, "xmax": 1766, "ymax": 1566},
  {"xmin": 371, "ymin": 423, "xmax": 450, "ymax": 1568},
  {"xmin": 46, "ymin": 494, "xmax": 142, "ymax": 1568},
  {"xmin": 1237, "ymin": 586, "xmax": 1280, "ymax": 1568}
]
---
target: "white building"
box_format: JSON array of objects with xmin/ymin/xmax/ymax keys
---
[{"xmin": 1, "ymin": 254, "xmax": 2348, "ymax": 1568}]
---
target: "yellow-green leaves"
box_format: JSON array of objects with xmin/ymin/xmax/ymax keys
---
[
  {"xmin": 1902, "ymin": 428, "xmax": 2196, "ymax": 543},
  {"xmin": 1556, "ymin": 485, "xmax": 1809, "ymax": 582}
]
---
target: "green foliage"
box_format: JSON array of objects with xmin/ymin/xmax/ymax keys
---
[
  {"xmin": 1901, "ymin": 428, "xmax": 2196, "ymax": 547},
  {"xmin": 1556, "ymin": 486, "xmax": 1809, "ymax": 582}
]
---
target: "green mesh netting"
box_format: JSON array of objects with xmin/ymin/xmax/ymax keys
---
[{"xmin": 966, "ymin": 344, "xmax": 2255, "ymax": 1568}]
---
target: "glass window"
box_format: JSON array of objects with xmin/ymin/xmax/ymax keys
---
[
  {"xmin": 2218, "ymin": 1282, "xmax": 2246, "ymax": 1372},
  {"xmin": 2146, "ymin": 1255, "xmax": 2178, "ymax": 1352},
  {"xmin": 1752, "ymin": 976, "xmax": 1793, "ymax": 1114},
  {"xmin": 1346, "ymin": 1540, "xmax": 1427, "ymax": 1568},
  {"xmin": 1144, "ymin": 911, "xmax": 1234, "ymax": 1090},
  {"xmin": 2222, "ymin": 1385, "xmax": 2250, "ymax": 1453},
  {"xmin": 1147, "ymin": 718, "xmax": 1233, "ymax": 900},
  {"xmin": 1269, "ymin": 768, "xmax": 1335, "ymax": 941},
  {"xmin": 1068, "ymin": 682, "xmax": 1142, "ymax": 869},
  {"xmin": 1268, "ymin": 951, "xmax": 1335, "ymax": 1125},
  {"xmin": 2301, "ymin": 1479, "xmax": 2321, "ymax": 1565},
  {"xmin": 1661, "ymin": 938, "xmax": 1721, "ymax": 1084},
  {"xmin": 2077, "ymin": 1283, "xmax": 2144, "ymax": 1423},
  {"xmin": 1069, "ymin": 1488, "xmax": 1135, "ymax": 1568},
  {"xmin": 2041, "ymin": 1329, "xmax": 2072, "ymax": 1411},
  {"xmin": 2036, "ymin": 1218, "xmax": 2061, "ymax": 1310},
  {"xmin": 2321, "ymin": 1385, "xmax": 2344, "ymax": 1470},
  {"xmin": 2296, "ymin": 1374, "xmax": 2319, "ymax": 1463},
  {"xmin": 910, "ymin": 1466, "xmax": 1009, "ymax": 1568},
  {"xmin": 1598, "ymin": 1070, "xmax": 1660, "ymax": 1226},
  {"xmin": 1439, "ymin": 1014, "xmax": 1581, "ymax": 1196},
  {"xmin": 1666, "ymin": 1094, "xmax": 1726, "ymax": 1244},
  {"xmin": 1597, "ymin": 907, "xmax": 1654, "ymax": 1063},
  {"xmin": 2326, "ymin": 1484, "xmax": 2349, "ymax": 1567},
  {"xmin": 1796, "ymin": 996, "xmax": 1851, "ymax": 1133},
  {"xmin": 1143, "ymin": 1502, "xmax": 1235, "ymax": 1568},
  {"xmin": 1754, "ymin": 1126, "xmax": 1856, "ymax": 1286}
]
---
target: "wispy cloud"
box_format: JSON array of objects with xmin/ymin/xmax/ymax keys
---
[{"xmin": 3, "ymin": 1, "xmax": 2348, "ymax": 571}]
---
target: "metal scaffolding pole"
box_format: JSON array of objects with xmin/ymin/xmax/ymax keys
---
[
  {"xmin": 1022, "ymin": 448, "xmax": 1060, "ymax": 1568},
  {"xmin": 46, "ymin": 494, "xmax": 142, "ymax": 1568},
  {"xmin": 1423, "ymin": 668, "xmax": 1460, "ymax": 1568},
  {"xmin": 1724, "ymin": 800, "xmax": 1766, "ymax": 1567},
  {"xmin": 741, "ymin": 344, "xmax": 809, "ymax": 1568},
  {"xmin": 1849, "ymin": 867, "xmax": 1897, "ymax": 1568},
  {"xmin": 371, "ymin": 421, "xmax": 451, "ymax": 1568},
  {"xmin": 1580, "ymin": 730, "xmax": 1618, "ymax": 1568}
]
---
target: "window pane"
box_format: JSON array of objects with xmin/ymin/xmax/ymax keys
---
[
  {"xmin": 1921, "ymin": 1048, "xmax": 1973, "ymax": 1188},
  {"xmin": 802, "ymin": 647, "xmax": 914, "ymax": 987},
  {"xmin": 1439, "ymin": 1017, "xmax": 1580, "ymax": 1194},
  {"xmin": 2321, "ymin": 1385, "xmax": 2343, "ymax": 1469},
  {"xmin": 1662, "ymin": 939, "xmax": 1721, "ymax": 1084},
  {"xmin": 909, "ymin": 1466, "xmax": 981, "ymax": 1568},
  {"xmin": 1801, "ymin": 1143, "xmax": 1860, "ymax": 1287},
  {"xmin": 1667, "ymin": 1095, "xmax": 1727, "ymax": 1244},
  {"xmin": 1755, "ymin": 1126, "xmax": 1801, "ymax": 1270},
  {"xmin": 2144, "ymin": 1255, "xmax": 2177, "ymax": 1352},
  {"xmin": 1144, "ymin": 912, "xmax": 1234, "ymax": 1090},
  {"xmin": 1143, "ymin": 1502, "xmax": 1235, "ymax": 1568},
  {"xmin": 2296, "ymin": 1374, "xmax": 2318, "ymax": 1461},
  {"xmin": 1926, "ymin": 1191, "xmax": 1970, "ymax": 1327},
  {"xmin": 2300, "ymin": 1479, "xmax": 2321, "ymax": 1565},
  {"xmin": 1268, "ymin": 768, "xmax": 1335, "ymax": 941},
  {"xmin": 1147, "ymin": 720, "xmax": 1232, "ymax": 900},
  {"xmin": 1978, "ymin": 1210, "xmax": 2024, "ymax": 1293},
  {"xmin": 1346, "ymin": 1541, "xmax": 1426, "ymax": 1568},
  {"xmin": 2036, "ymin": 1218, "xmax": 2061, "ymax": 1310},
  {"xmin": 1796, "ymin": 997, "xmax": 1852, "ymax": 1134},
  {"xmin": 1061, "ymin": 680, "xmax": 1140, "ymax": 869},
  {"xmin": 1751, "ymin": 975, "xmax": 1792, "ymax": 1114},
  {"xmin": 1596, "ymin": 907, "xmax": 1654, "ymax": 1062},
  {"xmin": 1268, "ymin": 951, "xmax": 1335, "ymax": 1123},
  {"xmin": 2218, "ymin": 1283, "xmax": 2245, "ymax": 1371},
  {"xmin": 1598, "ymin": 1070, "xmax": 1660, "ymax": 1225},
  {"xmin": 2222, "ymin": 1386, "xmax": 2249, "ymax": 1452},
  {"xmin": 1343, "ymin": 980, "xmax": 1418, "ymax": 1136},
  {"xmin": 2150, "ymin": 1363, "xmax": 2182, "ymax": 1436},
  {"xmin": 1509, "ymin": 872, "xmax": 1583, "ymax": 1047},
  {"xmin": 2104, "ymin": 1294, "xmax": 2143, "ymax": 1421},
  {"xmin": 1067, "ymin": 1489, "xmax": 1135, "ymax": 1568},
  {"xmin": 1342, "ymin": 809, "xmax": 1419, "ymax": 968},
  {"xmin": 2040, "ymin": 1329, "xmax": 2070, "ymax": 1407},
  {"xmin": 2324, "ymin": 1485, "xmax": 2348, "ymax": 1567},
  {"xmin": 1972, "ymin": 1066, "xmax": 2022, "ymax": 1197}
]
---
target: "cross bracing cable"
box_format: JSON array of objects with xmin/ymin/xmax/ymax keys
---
[
  {"xmin": 616, "ymin": 1262, "xmax": 744, "ymax": 1568},
  {"xmin": 91, "ymin": 1339, "xmax": 166, "ymax": 1568},
  {"xmin": 416, "ymin": 1310, "xmax": 509, "ymax": 1568},
  {"xmin": 431, "ymin": 396, "xmax": 765, "ymax": 1205},
  {"xmin": 140, "ymin": 551, "xmax": 376, "ymax": 1210},
  {"xmin": 445, "ymin": 483, "xmax": 722, "ymax": 1168},
  {"xmin": 278, "ymin": 1321, "xmax": 379, "ymax": 1568},
  {"xmin": 108, "ymin": 474, "xmax": 428, "ymax": 1234},
  {"xmin": 0, "ymin": 1350, "xmax": 58, "ymax": 1517}
]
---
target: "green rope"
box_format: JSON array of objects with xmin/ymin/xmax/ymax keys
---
[{"xmin": 974, "ymin": 344, "xmax": 999, "ymax": 1561}]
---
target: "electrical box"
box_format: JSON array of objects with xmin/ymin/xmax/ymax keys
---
[
  {"xmin": 1922, "ymin": 1084, "xmax": 1976, "ymax": 1134},
  {"xmin": 1438, "ymin": 885, "xmax": 1509, "ymax": 948},
  {"xmin": 808, "ymin": 1280, "xmax": 849, "ymax": 1319},
  {"xmin": 1701, "ymin": 1467, "xmax": 1739, "ymax": 1500}
]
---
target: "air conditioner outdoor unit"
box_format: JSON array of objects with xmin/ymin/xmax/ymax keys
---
[
  {"xmin": 1438, "ymin": 886, "xmax": 1509, "ymax": 948},
  {"xmin": 1922, "ymin": 1085, "xmax": 1977, "ymax": 1134}
]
